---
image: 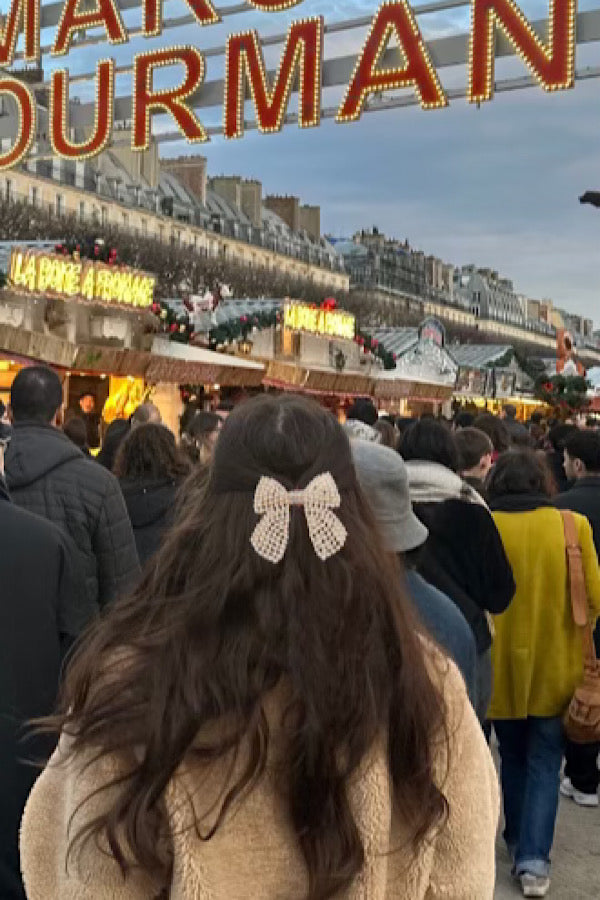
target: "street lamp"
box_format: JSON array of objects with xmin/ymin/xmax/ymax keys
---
[{"xmin": 579, "ymin": 192, "xmax": 600, "ymax": 208}]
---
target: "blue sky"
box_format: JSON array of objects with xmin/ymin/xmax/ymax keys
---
[{"xmin": 25, "ymin": 0, "xmax": 600, "ymax": 321}]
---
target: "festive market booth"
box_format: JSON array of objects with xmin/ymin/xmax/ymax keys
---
[
  {"xmin": 450, "ymin": 344, "xmax": 543, "ymax": 419},
  {"xmin": 0, "ymin": 244, "xmax": 265, "ymax": 435},
  {"xmin": 190, "ymin": 301, "xmax": 459, "ymax": 415},
  {"xmin": 371, "ymin": 319, "xmax": 458, "ymax": 415}
]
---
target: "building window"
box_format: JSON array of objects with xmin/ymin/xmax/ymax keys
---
[
  {"xmin": 6, "ymin": 178, "xmax": 13, "ymax": 201},
  {"xmin": 30, "ymin": 186, "xmax": 38, "ymax": 206},
  {"xmin": 79, "ymin": 200, "xmax": 85, "ymax": 221},
  {"xmin": 55, "ymin": 194, "xmax": 64, "ymax": 216},
  {"xmin": 122, "ymin": 212, "xmax": 129, "ymax": 228}
]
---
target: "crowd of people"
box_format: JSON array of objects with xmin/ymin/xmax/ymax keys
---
[{"xmin": 1, "ymin": 367, "xmax": 599, "ymax": 899}]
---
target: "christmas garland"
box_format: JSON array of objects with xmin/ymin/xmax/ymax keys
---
[
  {"xmin": 534, "ymin": 374, "xmax": 590, "ymax": 412},
  {"xmin": 355, "ymin": 331, "xmax": 397, "ymax": 370},
  {"xmin": 151, "ymin": 299, "xmax": 195, "ymax": 344},
  {"xmin": 208, "ymin": 309, "xmax": 281, "ymax": 349}
]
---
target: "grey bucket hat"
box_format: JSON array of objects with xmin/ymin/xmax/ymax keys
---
[{"xmin": 351, "ymin": 439, "xmax": 428, "ymax": 554}]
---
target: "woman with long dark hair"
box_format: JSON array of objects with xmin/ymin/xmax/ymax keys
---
[
  {"xmin": 487, "ymin": 451, "xmax": 600, "ymax": 898},
  {"xmin": 20, "ymin": 395, "xmax": 498, "ymax": 899},
  {"xmin": 113, "ymin": 424, "xmax": 191, "ymax": 566}
]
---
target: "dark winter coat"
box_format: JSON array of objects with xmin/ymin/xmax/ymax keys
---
[
  {"xmin": 120, "ymin": 477, "xmax": 182, "ymax": 565},
  {"xmin": 0, "ymin": 480, "xmax": 93, "ymax": 900},
  {"xmin": 413, "ymin": 498, "xmax": 515, "ymax": 653},
  {"xmin": 5, "ymin": 422, "xmax": 140, "ymax": 609},
  {"xmin": 555, "ymin": 476, "xmax": 600, "ymax": 556}
]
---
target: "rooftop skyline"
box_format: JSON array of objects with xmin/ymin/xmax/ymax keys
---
[{"xmin": 25, "ymin": 0, "xmax": 600, "ymax": 323}]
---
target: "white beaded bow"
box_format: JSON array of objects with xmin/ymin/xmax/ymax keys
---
[{"xmin": 250, "ymin": 472, "xmax": 348, "ymax": 564}]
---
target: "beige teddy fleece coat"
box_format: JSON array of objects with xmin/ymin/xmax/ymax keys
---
[{"xmin": 20, "ymin": 657, "xmax": 499, "ymax": 899}]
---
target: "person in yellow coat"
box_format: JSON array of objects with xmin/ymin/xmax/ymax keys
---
[{"xmin": 487, "ymin": 450, "xmax": 600, "ymax": 899}]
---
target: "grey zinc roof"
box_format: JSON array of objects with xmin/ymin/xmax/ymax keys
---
[
  {"xmin": 335, "ymin": 241, "xmax": 369, "ymax": 257},
  {"xmin": 204, "ymin": 189, "xmax": 253, "ymax": 227},
  {"xmin": 449, "ymin": 344, "xmax": 512, "ymax": 368}
]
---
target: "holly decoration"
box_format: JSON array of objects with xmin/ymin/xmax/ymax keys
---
[
  {"xmin": 355, "ymin": 330, "xmax": 396, "ymax": 370},
  {"xmin": 534, "ymin": 374, "xmax": 590, "ymax": 414},
  {"xmin": 208, "ymin": 309, "xmax": 281, "ymax": 349},
  {"xmin": 55, "ymin": 238, "xmax": 118, "ymax": 264},
  {"xmin": 152, "ymin": 300, "xmax": 194, "ymax": 344}
]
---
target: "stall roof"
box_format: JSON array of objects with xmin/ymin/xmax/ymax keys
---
[
  {"xmin": 151, "ymin": 338, "xmax": 263, "ymax": 371},
  {"xmin": 449, "ymin": 344, "xmax": 513, "ymax": 368},
  {"xmin": 371, "ymin": 328, "xmax": 419, "ymax": 356}
]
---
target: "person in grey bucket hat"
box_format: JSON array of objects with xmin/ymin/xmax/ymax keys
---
[{"xmin": 351, "ymin": 439, "xmax": 478, "ymax": 707}]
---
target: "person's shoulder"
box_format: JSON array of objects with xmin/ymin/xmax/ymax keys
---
[
  {"xmin": 420, "ymin": 638, "xmax": 470, "ymax": 728},
  {"xmin": 0, "ymin": 498, "xmax": 67, "ymax": 550}
]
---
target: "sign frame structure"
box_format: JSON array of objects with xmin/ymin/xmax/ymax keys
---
[
  {"xmin": 8, "ymin": 247, "xmax": 157, "ymax": 309},
  {"xmin": 283, "ymin": 301, "xmax": 356, "ymax": 341},
  {"xmin": 0, "ymin": 0, "xmax": 596, "ymax": 169}
]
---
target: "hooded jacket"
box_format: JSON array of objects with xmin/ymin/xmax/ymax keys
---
[
  {"xmin": 405, "ymin": 461, "xmax": 515, "ymax": 653},
  {"xmin": 20, "ymin": 655, "xmax": 499, "ymax": 900},
  {"xmin": 120, "ymin": 477, "xmax": 182, "ymax": 566},
  {"xmin": 5, "ymin": 423, "xmax": 140, "ymax": 608},
  {"xmin": 0, "ymin": 479, "xmax": 92, "ymax": 900}
]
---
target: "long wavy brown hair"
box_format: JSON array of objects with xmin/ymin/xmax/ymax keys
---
[{"xmin": 52, "ymin": 394, "xmax": 449, "ymax": 898}]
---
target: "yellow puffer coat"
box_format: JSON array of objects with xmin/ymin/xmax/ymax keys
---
[{"xmin": 490, "ymin": 506, "xmax": 600, "ymax": 720}]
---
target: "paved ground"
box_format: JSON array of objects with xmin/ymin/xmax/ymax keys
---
[{"xmin": 494, "ymin": 793, "xmax": 600, "ymax": 899}]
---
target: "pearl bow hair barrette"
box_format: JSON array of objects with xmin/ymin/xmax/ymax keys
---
[{"xmin": 250, "ymin": 472, "xmax": 348, "ymax": 564}]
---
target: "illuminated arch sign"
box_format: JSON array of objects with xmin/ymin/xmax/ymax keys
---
[
  {"xmin": 8, "ymin": 248, "xmax": 156, "ymax": 308},
  {"xmin": 0, "ymin": 0, "xmax": 583, "ymax": 169}
]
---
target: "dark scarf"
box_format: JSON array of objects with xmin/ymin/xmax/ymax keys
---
[
  {"xmin": 489, "ymin": 493, "xmax": 553, "ymax": 513},
  {"xmin": 0, "ymin": 474, "xmax": 10, "ymax": 503}
]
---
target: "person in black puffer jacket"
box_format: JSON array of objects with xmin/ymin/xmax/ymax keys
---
[
  {"xmin": 401, "ymin": 420, "xmax": 516, "ymax": 724},
  {"xmin": 5, "ymin": 367, "xmax": 140, "ymax": 610},
  {"xmin": 114, "ymin": 423, "xmax": 191, "ymax": 565}
]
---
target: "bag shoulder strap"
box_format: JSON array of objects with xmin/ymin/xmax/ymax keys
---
[{"xmin": 559, "ymin": 510, "xmax": 597, "ymax": 664}]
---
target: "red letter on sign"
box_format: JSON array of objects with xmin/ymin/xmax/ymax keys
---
[
  {"xmin": 224, "ymin": 17, "xmax": 323, "ymax": 139},
  {"xmin": 0, "ymin": 78, "xmax": 35, "ymax": 170},
  {"xmin": 142, "ymin": 0, "xmax": 219, "ymax": 38},
  {"xmin": 53, "ymin": 0, "xmax": 127, "ymax": 56},
  {"xmin": 0, "ymin": 0, "xmax": 39, "ymax": 65},
  {"xmin": 51, "ymin": 59, "xmax": 114, "ymax": 160},
  {"xmin": 133, "ymin": 47, "xmax": 207, "ymax": 151},
  {"xmin": 337, "ymin": 1, "xmax": 447, "ymax": 122},
  {"xmin": 469, "ymin": 0, "xmax": 576, "ymax": 102}
]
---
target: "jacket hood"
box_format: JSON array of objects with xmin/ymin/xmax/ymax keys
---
[
  {"xmin": 120, "ymin": 478, "xmax": 177, "ymax": 529},
  {"xmin": 5, "ymin": 423, "xmax": 84, "ymax": 489}
]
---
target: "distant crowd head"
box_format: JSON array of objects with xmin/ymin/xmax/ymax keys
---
[{"xmin": 10, "ymin": 366, "xmax": 63, "ymax": 425}]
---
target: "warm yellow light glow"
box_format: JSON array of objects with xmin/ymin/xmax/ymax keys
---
[
  {"xmin": 284, "ymin": 302, "xmax": 356, "ymax": 341},
  {"xmin": 9, "ymin": 249, "xmax": 155, "ymax": 308}
]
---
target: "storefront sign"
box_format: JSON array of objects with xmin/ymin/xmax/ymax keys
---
[
  {"xmin": 284, "ymin": 302, "xmax": 355, "ymax": 341},
  {"xmin": 0, "ymin": 0, "xmax": 579, "ymax": 169},
  {"xmin": 8, "ymin": 248, "xmax": 156, "ymax": 308}
]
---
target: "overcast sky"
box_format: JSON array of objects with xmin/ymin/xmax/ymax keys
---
[{"xmin": 34, "ymin": 0, "xmax": 600, "ymax": 323}]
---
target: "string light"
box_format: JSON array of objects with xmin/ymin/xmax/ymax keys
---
[
  {"xmin": 336, "ymin": 0, "xmax": 447, "ymax": 123},
  {"xmin": 0, "ymin": 78, "xmax": 35, "ymax": 171},
  {"xmin": 52, "ymin": 0, "xmax": 127, "ymax": 56},
  {"xmin": 224, "ymin": 16, "xmax": 323, "ymax": 139},
  {"xmin": 468, "ymin": 0, "xmax": 576, "ymax": 103},
  {"xmin": 9, "ymin": 248, "xmax": 156, "ymax": 307},
  {"xmin": 132, "ymin": 46, "xmax": 208, "ymax": 151},
  {"xmin": 247, "ymin": 0, "xmax": 304, "ymax": 10},
  {"xmin": 142, "ymin": 0, "xmax": 219, "ymax": 39},
  {"xmin": 0, "ymin": 0, "xmax": 40, "ymax": 66},
  {"xmin": 50, "ymin": 59, "xmax": 114, "ymax": 160}
]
